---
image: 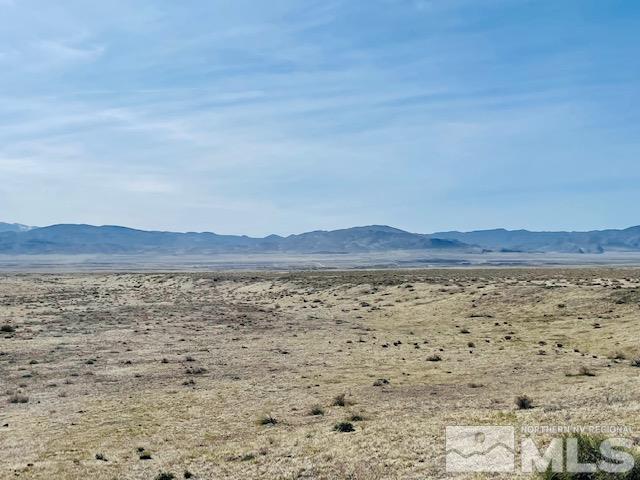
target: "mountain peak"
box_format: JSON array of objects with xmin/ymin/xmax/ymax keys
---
[
  {"xmin": 355, "ymin": 225, "xmax": 409, "ymax": 233},
  {"xmin": 0, "ymin": 222, "xmax": 34, "ymax": 233}
]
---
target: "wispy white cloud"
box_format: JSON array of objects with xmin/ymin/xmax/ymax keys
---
[
  {"xmin": 120, "ymin": 177, "xmax": 178, "ymax": 194},
  {"xmin": 36, "ymin": 39, "xmax": 105, "ymax": 64},
  {"xmin": 0, "ymin": 0, "xmax": 638, "ymax": 234}
]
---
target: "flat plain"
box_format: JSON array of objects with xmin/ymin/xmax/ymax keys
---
[{"xmin": 2, "ymin": 269, "xmax": 640, "ymax": 479}]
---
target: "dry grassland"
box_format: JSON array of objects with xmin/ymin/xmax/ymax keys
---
[{"xmin": 2, "ymin": 269, "xmax": 640, "ymax": 479}]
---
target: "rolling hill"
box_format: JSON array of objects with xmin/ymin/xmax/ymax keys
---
[{"xmin": 427, "ymin": 227, "xmax": 640, "ymax": 253}]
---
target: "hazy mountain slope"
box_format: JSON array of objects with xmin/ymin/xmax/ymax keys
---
[
  {"xmin": 0, "ymin": 222, "xmax": 33, "ymax": 233},
  {"xmin": 0, "ymin": 224, "xmax": 259, "ymax": 254},
  {"xmin": 428, "ymin": 226, "xmax": 640, "ymax": 253},
  {"xmin": 0, "ymin": 224, "xmax": 466, "ymax": 254}
]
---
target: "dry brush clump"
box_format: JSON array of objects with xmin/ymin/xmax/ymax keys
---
[
  {"xmin": 332, "ymin": 393, "xmax": 350, "ymax": 407},
  {"xmin": 309, "ymin": 405, "xmax": 325, "ymax": 416},
  {"xmin": 138, "ymin": 449, "xmax": 152, "ymax": 460},
  {"xmin": 334, "ymin": 421, "xmax": 355, "ymax": 433},
  {"xmin": 8, "ymin": 394, "xmax": 29, "ymax": 404},
  {"xmin": 515, "ymin": 395, "xmax": 534, "ymax": 410},
  {"xmin": 154, "ymin": 473, "xmax": 175, "ymax": 480},
  {"xmin": 608, "ymin": 351, "xmax": 627, "ymax": 361},
  {"xmin": 578, "ymin": 365, "xmax": 596, "ymax": 377},
  {"xmin": 565, "ymin": 365, "xmax": 596, "ymax": 377},
  {"xmin": 257, "ymin": 414, "xmax": 278, "ymax": 426}
]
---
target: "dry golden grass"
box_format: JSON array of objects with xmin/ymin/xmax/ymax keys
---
[{"xmin": 1, "ymin": 269, "xmax": 640, "ymax": 479}]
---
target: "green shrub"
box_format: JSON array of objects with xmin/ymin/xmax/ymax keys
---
[{"xmin": 539, "ymin": 433, "xmax": 640, "ymax": 479}]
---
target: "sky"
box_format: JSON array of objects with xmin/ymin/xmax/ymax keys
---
[{"xmin": 1, "ymin": 0, "xmax": 639, "ymax": 236}]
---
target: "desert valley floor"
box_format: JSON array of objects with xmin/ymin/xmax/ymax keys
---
[{"xmin": 2, "ymin": 269, "xmax": 640, "ymax": 479}]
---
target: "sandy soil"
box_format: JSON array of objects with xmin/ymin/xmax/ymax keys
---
[{"xmin": 1, "ymin": 269, "xmax": 640, "ymax": 479}]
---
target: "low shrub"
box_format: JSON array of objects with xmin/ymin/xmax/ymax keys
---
[
  {"xmin": 139, "ymin": 450, "xmax": 152, "ymax": 460},
  {"xmin": 155, "ymin": 473, "xmax": 175, "ymax": 480},
  {"xmin": 334, "ymin": 421, "xmax": 355, "ymax": 433},
  {"xmin": 258, "ymin": 415, "xmax": 278, "ymax": 426},
  {"xmin": 515, "ymin": 395, "xmax": 534, "ymax": 410},
  {"xmin": 332, "ymin": 393, "xmax": 348, "ymax": 407},
  {"xmin": 8, "ymin": 394, "xmax": 29, "ymax": 404},
  {"xmin": 309, "ymin": 405, "xmax": 325, "ymax": 416}
]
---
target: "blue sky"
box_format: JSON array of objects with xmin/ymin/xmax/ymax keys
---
[{"xmin": 1, "ymin": 0, "xmax": 639, "ymax": 235}]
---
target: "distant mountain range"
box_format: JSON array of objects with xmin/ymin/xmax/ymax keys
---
[
  {"xmin": 0, "ymin": 222, "xmax": 639, "ymax": 254},
  {"xmin": 0, "ymin": 224, "xmax": 464, "ymax": 254}
]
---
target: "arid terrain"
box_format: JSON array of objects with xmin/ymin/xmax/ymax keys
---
[{"xmin": 2, "ymin": 269, "xmax": 640, "ymax": 479}]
